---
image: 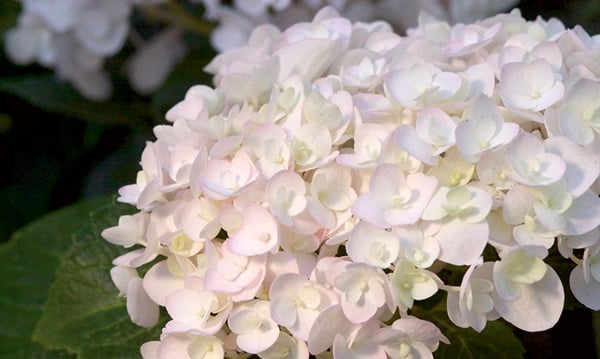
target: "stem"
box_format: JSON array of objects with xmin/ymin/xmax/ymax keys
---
[
  {"xmin": 439, "ymin": 283, "xmax": 461, "ymax": 293},
  {"xmin": 570, "ymin": 254, "xmax": 583, "ymax": 266},
  {"xmin": 137, "ymin": 1, "xmax": 214, "ymax": 36}
]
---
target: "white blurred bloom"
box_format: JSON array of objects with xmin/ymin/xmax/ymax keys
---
[
  {"xmin": 5, "ymin": 0, "xmax": 135, "ymax": 100},
  {"xmin": 127, "ymin": 27, "xmax": 187, "ymax": 95}
]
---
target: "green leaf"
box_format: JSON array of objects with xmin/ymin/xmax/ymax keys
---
[
  {"xmin": 435, "ymin": 321, "xmax": 525, "ymax": 359},
  {"xmin": 0, "ymin": 197, "xmax": 109, "ymax": 359},
  {"xmin": 412, "ymin": 302, "xmax": 525, "ymax": 359},
  {"xmin": 0, "ymin": 0, "xmax": 19, "ymax": 35},
  {"xmin": 32, "ymin": 200, "xmax": 164, "ymax": 357},
  {"xmin": 0, "ymin": 74, "xmax": 150, "ymax": 128}
]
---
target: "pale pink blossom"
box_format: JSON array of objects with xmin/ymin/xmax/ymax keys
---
[
  {"xmin": 353, "ymin": 164, "xmax": 438, "ymax": 228},
  {"xmin": 374, "ymin": 316, "xmax": 449, "ymax": 359},
  {"xmin": 455, "ymin": 94, "xmax": 519, "ymax": 163},
  {"xmin": 270, "ymin": 273, "xmax": 336, "ymax": 340},
  {"xmin": 228, "ymin": 300, "xmax": 280, "ymax": 353}
]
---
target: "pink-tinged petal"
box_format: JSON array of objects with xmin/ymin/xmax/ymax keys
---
[
  {"xmin": 270, "ymin": 273, "xmax": 307, "ymax": 323},
  {"xmin": 264, "ymin": 252, "xmax": 300, "ymax": 288},
  {"xmin": 352, "ymin": 164, "xmax": 413, "ymax": 228},
  {"xmin": 165, "ymin": 288, "xmax": 210, "ymax": 323},
  {"xmin": 507, "ymin": 133, "xmax": 566, "ymax": 186},
  {"xmin": 415, "ymin": 107, "xmax": 456, "ymax": 147},
  {"xmin": 502, "ymin": 186, "xmax": 535, "ymax": 225},
  {"xmin": 384, "ymin": 65, "xmax": 435, "ymax": 108},
  {"xmin": 333, "ymin": 326, "xmax": 387, "ymax": 359},
  {"xmin": 370, "ymin": 163, "xmax": 408, "ymax": 201},
  {"xmin": 101, "ymin": 213, "xmax": 146, "ymax": 248},
  {"xmin": 276, "ymin": 38, "xmax": 344, "ymax": 82},
  {"xmin": 267, "ymin": 170, "xmax": 307, "ymax": 223},
  {"xmin": 347, "ymin": 221, "xmax": 399, "ymax": 268},
  {"xmin": 270, "ymin": 296, "xmax": 298, "ymax": 328},
  {"xmin": 447, "ymin": 291, "xmax": 468, "ymax": 328},
  {"xmin": 157, "ymin": 334, "xmax": 192, "ymax": 359},
  {"xmin": 110, "ymin": 266, "xmax": 138, "ymax": 295},
  {"xmin": 534, "ymin": 82, "xmax": 564, "ymax": 111},
  {"xmin": 352, "ymin": 195, "xmax": 388, "ymax": 229},
  {"xmin": 435, "ymin": 219, "xmax": 488, "ymax": 265},
  {"xmin": 559, "ymin": 106, "xmax": 595, "ymax": 146},
  {"xmin": 429, "ymin": 72, "xmax": 463, "ymax": 101},
  {"xmin": 228, "ymin": 301, "xmax": 279, "ymax": 353},
  {"xmin": 127, "ymin": 277, "xmax": 159, "ymax": 328},
  {"xmin": 227, "ymin": 204, "xmax": 279, "ymax": 256},
  {"xmin": 142, "ymin": 260, "xmax": 185, "ymax": 306},
  {"xmin": 394, "ymin": 125, "xmax": 438, "ymax": 166},
  {"xmin": 308, "ymin": 305, "xmax": 353, "ymax": 355},
  {"xmin": 199, "ymin": 150, "xmax": 259, "ymax": 200},
  {"xmin": 570, "ymin": 265, "xmax": 600, "ymax": 310},
  {"xmin": 499, "ymin": 63, "xmax": 533, "ymax": 107},
  {"xmin": 392, "ymin": 316, "xmax": 449, "ymax": 347},
  {"xmin": 338, "ymin": 271, "xmax": 384, "ymax": 323},
  {"xmin": 488, "ymin": 122, "xmax": 519, "ymax": 149},
  {"xmin": 292, "ymin": 123, "xmax": 334, "ymax": 168},
  {"xmin": 558, "ymin": 79, "xmax": 600, "ymax": 145},
  {"xmin": 287, "ymin": 210, "xmax": 322, "ymax": 236},
  {"xmin": 140, "ymin": 341, "xmax": 160, "ymax": 359},
  {"xmin": 269, "ymin": 272, "xmax": 333, "ymax": 340},
  {"xmin": 493, "ymin": 263, "xmax": 564, "ymax": 332},
  {"xmin": 500, "ymin": 60, "xmax": 563, "ymax": 111},
  {"xmin": 112, "ymin": 249, "xmax": 145, "ymax": 268},
  {"xmin": 204, "ymin": 244, "xmax": 266, "ymax": 299},
  {"xmin": 464, "ymin": 63, "xmax": 495, "ymax": 97},
  {"xmin": 236, "ymin": 326, "xmax": 279, "ymax": 354},
  {"xmin": 307, "ymin": 199, "xmax": 337, "ymax": 229},
  {"xmin": 288, "ymin": 307, "xmax": 321, "ymax": 342},
  {"xmin": 445, "ymin": 23, "xmax": 500, "ymax": 57},
  {"xmin": 455, "ymin": 95, "xmax": 511, "ymax": 163},
  {"xmin": 219, "ymin": 58, "xmax": 279, "ymax": 104},
  {"xmin": 165, "ymin": 88, "xmax": 207, "ymax": 123},
  {"xmin": 257, "ymin": 332, "xmax": 309, "ymax": 359},
  {"xmin": 391, "ymin": 173, "xmax": 439, "ymax": 224}
]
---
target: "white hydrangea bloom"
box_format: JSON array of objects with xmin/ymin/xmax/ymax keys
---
[{"xmin": 97, "ymin": 5, "xmax": 600, "ymax": 358}]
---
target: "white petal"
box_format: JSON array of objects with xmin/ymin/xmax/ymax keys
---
[
  {"xmin": 307, "ymin": 305, "xmax": 352, "ymax": 355},
  {"xmin": 127, "ymin": 277, "xmax": 159, "ymax": 328},
  {"xmin": 434, "ymin": 219, "xmax": 488, "ymax": 265},
  {"xmin": 493, "ymin": 264, "xmax": 564, "ymax": 332},
  {"xmin": 143, "ymin": 260, "xmax": 185, "ymax": 306},
  {"xmin": 570, "ymin": 265, "xmax": 600, "ymax": 310}
]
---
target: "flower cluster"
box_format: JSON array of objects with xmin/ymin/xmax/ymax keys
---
[
  {"xmin": 4, "ymin": 0, "xmax": 517, "ymax": 100},
  {"xmin": 201, "ymin": 0, "xmax": 517, "ymax": 52},
  {"xmin": 102, "ymin": 6, "xmax": 600, "ymax": 358}
]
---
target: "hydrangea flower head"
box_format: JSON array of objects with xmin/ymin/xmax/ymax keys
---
[{"xmin": 101, "ymin": 6, "xmax": 600, "ymax": 358}]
